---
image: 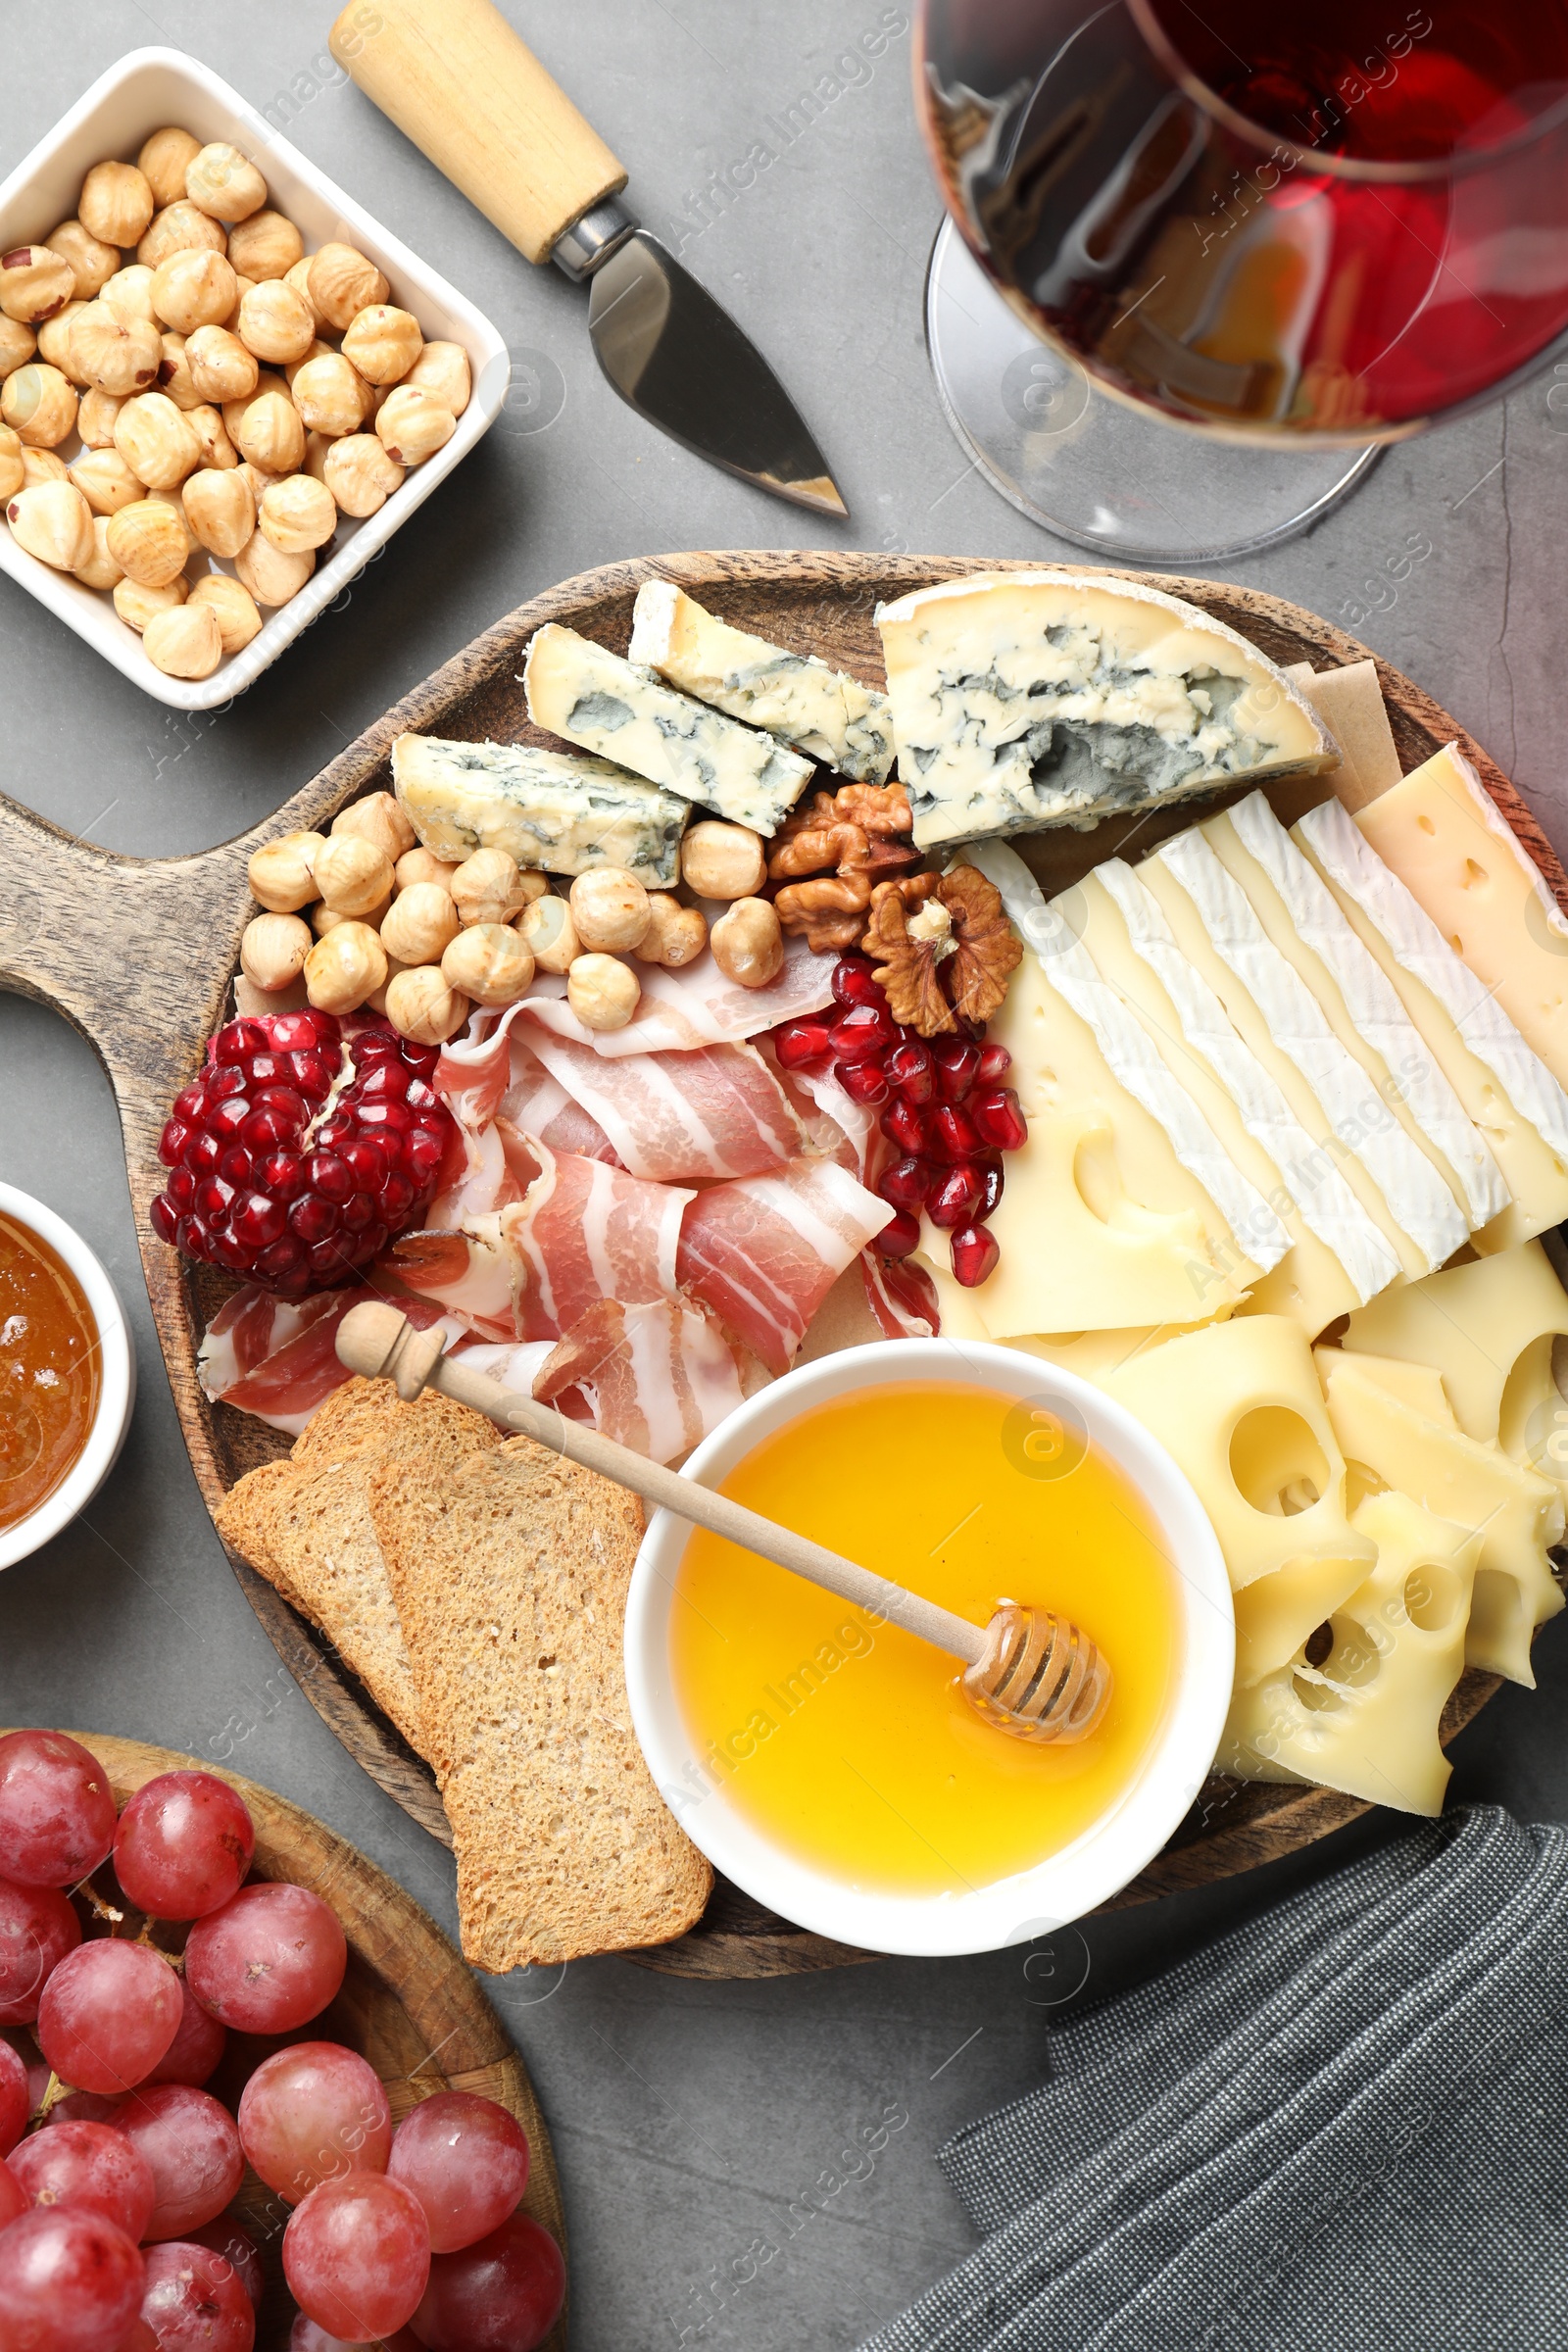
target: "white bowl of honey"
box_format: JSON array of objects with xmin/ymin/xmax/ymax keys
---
[
  {"xmin": 0, "ymin": 1184, "xmax": 136, "ymax": 1571},
  {"xmin": 625, "ymin": 1341, "xmax": 1234, "ymax": 1957}
]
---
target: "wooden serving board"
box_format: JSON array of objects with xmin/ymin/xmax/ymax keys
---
[
  {"xmin": 11, "ymin": 1732, "xmax": 565, "ymax": 2351},
  {"xmin": 0, "ymin": 553, "xmax": 1558, "ymax": 1980}
]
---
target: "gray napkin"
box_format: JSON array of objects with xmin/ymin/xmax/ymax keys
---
[{"xmin": 859, "ymin": 1808, "xmax": 1568, "ymax": 2352}]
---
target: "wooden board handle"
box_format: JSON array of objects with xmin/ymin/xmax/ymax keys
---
[{"xmin": 329, "ymin": 0, "xmax": 628, "ymax": 266}]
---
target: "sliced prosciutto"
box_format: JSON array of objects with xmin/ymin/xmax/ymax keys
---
[
  {"xmin": 380, "ymin": 1222, "xmax": 517, "ymax": 1340},
  {"xmin": 198, "ymin": 1284, "xmax": 463, "ymax": 1437},
  {"xmin": 520, "ymin": 931, "xmax": 834, "ymax": 1055},
  {"xmin": 497, "ymin": 1039, "xmax": 619, "ymax": 1166},
  {"xmin": 676, "ymin": 1157, "xmax": 894, "ymax": 1375},
  {"xmin": 524, "ymin": 1032, "xmax": 806, "ymax": 1183},
  {"xmin": 863, "ymin": 1252, "xmax": 939, "ymax": 1341},
  {"xmin": 535, "ymin": 1297, "xmax": 764, "ymax": 1464},
  {"xmin": 500, "ymin": 1141, "xmax": 691, "ymax": 1341}
]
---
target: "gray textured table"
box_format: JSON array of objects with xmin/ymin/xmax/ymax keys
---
[{"xmin": 2, "ymin": 7, "xmax": 1565, "ymax": 2346}]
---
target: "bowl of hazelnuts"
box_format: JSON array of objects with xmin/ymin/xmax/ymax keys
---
[{"xmin": 0, "ymin": 45, "xmax": 507, "ymax": 708}]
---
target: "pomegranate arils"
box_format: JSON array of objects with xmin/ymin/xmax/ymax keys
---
[
  {"xmin": 308, "ymin": 1152, "xmax": 354, "ymax": 1202},
  {"xmin": 933, "ymin": 1038, "xmax": 982, "ymax": 1101},
  {"xmin": 877, "ymin": 1156, "xmax": 932, "ymax": 1213},
  {"xmin": 877, "ymin": 1207, "xmax": 920, "ymax": 1258},
  {"xmin": 214, "ymin": 1019, "xmax": 268, "ymax": 1063},
  {"xmin": 773, "ymin": 1017, "xmax": 832, "ymax": 1069},
  {"xmin": 257, "ymin": 1151, "xmax": 305, "ymax": 1200},
  {"xmin": 835, "ymin": 1058, "xmax": 889, "ymax": 1105},
  {"xmin": 829, "ymin": 1004, "xmax": 897, "ymax": 1063},
  {"xmin": 930, "ymin": 1103, "xmax": 982, "ymax": 1164},
  {"xmin": 881, "ymin": 1098, "xmax": 929, "ymax": 1156},
  {"xmin": 975, "ymin": 1157, "xmax": 1004, "ymax": 1220},
  {"xmin": 289, "ymin": 1195, "xmax": 339, "ymax": 1244},
  {"xmin": 928, "ymin": 1163, "xmax": 984, "ymax": 1230},
  {"xmin": 884, "ymin": 1040, "xmax": 934, "ymax": 1102},
  {"xmin": 951, "ymin": 1222, "xmax": 1000, "ymax": 1287},
  {"xmin": 149, "ymin": 1196, "xmax": 177, "ymax": 1245},
  {"xmin": 971, "ymin": 1087, "xmax": 1028, "ymax": 1152},
  {"xmin": 831, "ymin": 956, "xmax": 884, "ymax": 1009},
  {"xmin": 230, "ymin": 1194, "xmax": 286, "ymax": 1249},
  {"xmin": 976, "ymin": 1042, "xmax": 1012, "ymax": 1087},
  {"xmin": 172, "ymin": 1084, "xmax": 206, "ymax": 1123},
  {"xmin": 159, "ymin": 1119, "xmax": 189, "ymax": 1166}
]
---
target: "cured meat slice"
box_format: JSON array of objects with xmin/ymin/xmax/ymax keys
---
[
  {"xmin": 521, "ymin": 931, "xmax": 834, "ymax": 1054},
  {"xmin": 523, "ymin": 1032, "xmax": 807, "ymax": 1183},
  {"xmin": 535, "ymin": 1297, "xmax": 763, "ymax": 1464},
  {"xmin": 499, "ymin": 1141, "xmax": 692, "ymax": 1341},
  {"xmin": 676, "ymin": 1157, "xmax": 894, "ymax": 1374},
  {"xmin": 197, "ymin": 1288, "xmax": 342, "ymax": 1397},
  {"xmin": 381, "ymin": 1223, "xmax": 517, "ymax": 1340},
  {"xmin": 863, "ymin": 1252, "xmax": 939, "ymax": 1340},
  {"xmin": 497, "ymin": 1039, "xmax": 620, "ymax": 1166},
  {"xmin": 198, "ymin": 1284, "xmax": 462, "ymax": 1437}
]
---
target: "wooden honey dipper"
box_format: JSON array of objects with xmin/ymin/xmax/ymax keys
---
[{"xmin": 336, "ymin": 1302, "xmax": 1112, "ymax": 1745}]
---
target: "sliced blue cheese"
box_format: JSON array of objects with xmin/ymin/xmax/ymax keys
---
[
  {"xmin": 522, "ymin": 622, "xmax": 813, "ymax": 836},
  {"xmin": 391, "ymin": 732, "xmax": 687, "ymax": 887},
  {"xmin": 627, "ymin": 579, "xmax": 895, "ymax": 782},
  {"xmin": 875, "ymin": 571, "xmax": 1337, "ymax": 849}
]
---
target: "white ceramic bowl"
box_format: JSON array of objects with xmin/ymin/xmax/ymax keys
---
[
  {"xmin": 625, "ymin": 1339, "xmax": 1234, "ymax": 1958},
  {"xmin": 0, "ymin": 48, "xmax": 509, "ymax": 710},
  {"xmin": 0, "ymin": 1183, "xmax": 136, "ymax": 1572}
]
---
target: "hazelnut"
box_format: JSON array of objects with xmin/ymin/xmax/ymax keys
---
[
  {"xmin": 301, "ymin": 430, "xmax": 331, "ymax": 486},
  {"xmin": 1, "ymin": 365, "xmax": 77, "ymax": 449},
  {"xmin": 112, "ymin": 573, "xmax": 186, "ymax": 632},
  {"xmin": 0, "ymin": 319, "xmax": 36, "ymax": 379},
  {"xmin": 71, "ymin": 304, "xmax": 162, "ymax": 396},
  {"xmin": 72, "ymin": 514, "xmax": 124, "ymax": 593},
  {"xmin": 568, "ymin": 866, "xmax": 652, "ymax": 953},
  {"xmin": 143, "ymin": 600, "xmax": 223, "ymax": 679},
  {"xmin": 375, "ymin": 384, "xmax": 455, "ymax": 466},
  {"xmin": 284, "ymin": 257, "xmax": 323, "ymax": 331},
  {"xmin": 513, "ymin": 868, "xmax": 550, "ymax": 904},
  {"xmin": 566, "ymin": 953, "xmax": 640, "ymax": 1033},
  {"xmin": 0, "ymin": 245, "xmax": 74, "ymax": 324},
  {"xmin": 321, "ymin": 431, "xmax": 402, "ymax": 518},
  {"xmin": 106, "ymin": 497, "xmax": 189, "ymax": 587},
  {"xmin": 188, "ymin": 570, "xmax": 262, "ymax": 655},
  {"xmin": 308, "ymin": 242, "xmax": 389, "ymax": 331},
  {"xmin": 236, "ymin": 461, "xmax": 282, "ymax": 508},
  {"xmin": 186, "ymin": 403, "xmax": 237, "ymax": 471},
  {"xmin": 248, "ymin": 830, "xmax": 324, "ymax": 912},
  {"xmin": 259, "ymin": 472, "xmax": 336, "ymax": 554},
  {"xmin": 442, "ymin": 923, "xmax": 535, "ymax": 1008},
  {"xmin": 45, "ymin": 220, "xmax": 119, "ymax": 302},
  {"xmin": 37, "ymin": 304, "xmax": 89, "ymax": 386},
  {"xmin": 138, "ymin": 127, "xmax": 203, "ymax": 211},
  {"xmin": 314, "ymin": 831, "xmax": 395, "ymax": 915},
  {"xmin": 226, "ymin": 210, "xmax": 303, "ymax": 283},
  {"xmin": 220, "ymin": 273, "xmax": 255, "ymax": 333},
  {"xmin": 71, "ymin": 447, "xmax": 142, "ymax": 515},
  {"xmin": 332, "ymin": 791, "xmax": 416, "ymax": 864},
  {"xmin": 231, "ymin": 387, "xmax": 304, "ymax": 474},
  {"xmin": 237, "ymin": 280, "xmax": 315, "ymax": 365},
  {"xmin": 151, "ymin": 248, "xmax": 237, "ymax": 335},
  {"xmin": 404, "ymin": 340, "xmax": 471, "ymax": 416},
  {"xmin": 451, "ymin": 848, "xmax": 528, "ymax": 928},
  {"xmin": 76, "ymin": 386, "xmax": 124, "ymax": 447},
  {"xmin": 381, "ymin": 882, "xmax": 462, "ymax": 966},
  {"xmin": 305, "ymin": 921, "xmax": 387, "ymax": 1015},
  {"xmin": 0, "ymin": 425, "xmax": 21, "ymax": 502},
  {"xmin": 6, "ymin": 479, "xmax": 93, "ymax": 570},
  {"xmin": 517, "ymin": 894, "xmax": 579, "ymax": 974},
  {"xmin": 290, "ymin": 352, "xmax": 368, "ymax": 438},
  {"xmin": 148, "ymin": 487, "xmax": 198, "ymax": 563},
  {"xmin": 312, "ymin": 894, "xmax": 390, "ymax": 937},
  {"xmin": 20, "ymin": 449, "xmax": 67, "ymax": 488},
  {"xmin": 710, "ymin": 898, "xmax": 785, "ymax": 989},
  {"xmin": 158, "ymin": 332, "xmax": 202, "ymax": 411},
  {"xmin": 241, "ymin": 911, "xmax": 312, "ymax": 992},
  {"xmin": 285, "ymin": 338, "xmax": 333, "ymax": 388},
  {"xmin": 679, "ymin": 820, "xmax": 767, "ymax": 900},
  {"xmin": 79, "ymin": 162, "xmax": 156, "ymax": 250},
  {"xmin": 185, "ymin": 143, "xmax": 267, "ymax": 224},
  {"xmin": 182, "ymin": 466, "xmax": 254, "ymax": 557},
  {"xmin": 114, "ymin": 392, "xmax": 201, "ymax": 488},
  {"xmin": 384, "ymin": 964, "xmax": 467, "ymax": 1045},
  {"xmin": 101, "ymin": 266, "xmax": 157, "ymax": 326},
  {"xmin": 395, "ymin": 847, "xmax": 460, "ymax": 893},
  {"xmin": 341, "ymin": 305, "xmax": 422, "ymax": 386},
  {"xmin": 137, "ymin": 203, "xmax": 226, "ymax": 271},
  {"xmin": 185, "ymin": 323, "xmax": 257, "ymax": 405},
  {"xmin": 637, "ymin": 894, "xmax": 709, "ymax": 968}
]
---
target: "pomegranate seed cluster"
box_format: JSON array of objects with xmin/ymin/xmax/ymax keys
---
[
  {"xmin": 150, "ymin": 1007, "xmax": 454, "ymax": 1297},
  {"xmin": 771, "ymin": 955, "xmax": 1029, "ymax": 1289}
]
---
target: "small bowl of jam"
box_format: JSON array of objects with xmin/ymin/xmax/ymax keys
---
[{"xmin": 0, "ymin": 1184, "xmax": 135, "ymax": 1570}]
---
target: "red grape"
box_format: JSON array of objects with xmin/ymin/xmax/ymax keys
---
[
  {"xmin": 185, "ymin": 1885, "xmax": 346, "ymax": 2034},
  {"xmin": 389, "ymin": 2092, "xmax": 529, "ymax": 2254},
  {"xmin": 0, "ymin": 1732, "xmax": 118, "ymax": 1889},
  {"xmin": 116, "ymin": 2084, "xmax": 245, "ymax": 2240},
  {"xmin": 112, "ymin": 1776, "xmax": 255, "ymax": 1924},
  {"xmin": 0, "ymin": 1876, "xmax": 81, "ymax": 2023},
  {"xmin": 185, "ymin": 2218, "xmax": 262, "ymax": 2312},
  {"xmin": 411, "ymin": 2212, "xmax": 565, "ymax": 2352},
  {"xmin": 35, "ymin": 1940, "xmax": 183, "ymax": 2095},
  {"xmin": 282, "ymin": 2175, "xmax": 431, "ymax": 2339},
  {"xmin": 0, "ymin": 2207, "xmax": 145, "ymax": 2352},
  {"xmin": 144, "ymin": 1979, "xmax": 225, "ymax": 2088},
  {"xmin": 237, "ymin": 2039, "xmax": 390, "ymax": 2201},
  {"xmin": 0, "ymin": 2156, "xmax": 24, "ymax": 2231},
  {"xmin": 138, "ymin": 2241, "xmax": 255, "ymax": 2352},
  {"xmin": 0, "ymin": 2034, "xmax": 28, "ymax": 2156},
  {"xmin": 289, "ymin": 2326, "xmax": 421, "ymax": 2352},
  {"xmin": 9, "ymin": 2120, "xmax": 156, "ymax": 2241},
  {"xmin": 115, "ymin": 2328, "xmax": 157, "ymax": 2352}
]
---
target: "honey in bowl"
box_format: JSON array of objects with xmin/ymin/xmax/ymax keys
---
[
  {"xmin": 0, "ymin": 1212, "xmax": 101, "ymax": 1537},
  {"xmin": 670, "ymin": 1381, "xmax": 1184, "ymax": 1897}
]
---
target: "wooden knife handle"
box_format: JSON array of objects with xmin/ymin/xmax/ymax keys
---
[{"xmin": 329, "ymin": 0, "xmax": 628, "ymax": 266}]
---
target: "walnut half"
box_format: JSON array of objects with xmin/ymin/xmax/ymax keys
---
[{"xmin": 865, "ymin": 865, "xmax": 1018, "ymax": 1036}]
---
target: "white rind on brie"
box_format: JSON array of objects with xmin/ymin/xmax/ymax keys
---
[{"xmin": 391, "ymin": 731, "xmax": 688, "ymax": 886}]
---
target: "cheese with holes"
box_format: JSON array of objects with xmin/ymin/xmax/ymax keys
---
[
  {"xmin": 521, "ymin": 623, "xmax": 814, "ymax": 835},
  {"xmin": 1355, "ymin": 743, "xmax": 1568, "ymax": 1089},
  {"xmin": 390, "ymin": 732, "xmax": 688, "ymax": 885},
  {"xmin": 1098, "ymin": 1316, "xmax": 1375, "ymax": 1686},
  {"xmin": 873, "ymin": 571, "xmax": 1336, "ymax": 849},
  {"xmin": 1221, "ymin": 1489, "xmax": 1479, "ymax": 1816},
  {"xmin": 1316, "ymin": 1347, "xmax": 1565, "ymax": 1687},
  {"xmin": 627, "ymin": 581, "xmax": 895, "ymax": 782},
  {"xmin": 1213, "ymin": 793, "xmax": 1506, "ymax": 1231},
  {"xmin": 1141, "ymin": 833, "xmax": 1464, "ymax": 1279}
]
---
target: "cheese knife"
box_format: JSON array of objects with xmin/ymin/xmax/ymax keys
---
[{"xmin": 327, "ymin": 0, "xmax": 849, "ymax": 516}]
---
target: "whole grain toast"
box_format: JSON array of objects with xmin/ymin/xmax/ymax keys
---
[{"xmin": 368, "ymin": 1435, "xmax": 712, "ymax": 1967}]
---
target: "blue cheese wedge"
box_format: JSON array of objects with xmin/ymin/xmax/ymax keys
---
[
  {"xmin": 391, "ymin": 732, "xmax": 687, "ymax": 887},
  {"xmin": 522, "ymin": 622, "xmax": 813, "ymax": 836},
  {"xmin": 627, "ymin": 580, "xmax": 896, "ymax": 782},
  {"xmin": 875, "ymin": 571, "xmax": 1337, "ymax": 849}
]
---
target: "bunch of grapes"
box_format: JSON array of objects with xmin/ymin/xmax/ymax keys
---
[{"xmin": 0, "ymin": 1731, "xmax": 564, "ymax": 2352}]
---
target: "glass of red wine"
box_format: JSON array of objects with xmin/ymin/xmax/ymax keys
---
[{"xmin": 916, "ymin": 0, "xmax": 1568, "ymax": 559}]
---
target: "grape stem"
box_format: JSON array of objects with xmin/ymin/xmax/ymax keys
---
[
  {"xmin": 70, "ymin": 1877, "xmax": 124, "ymax": 1929},
  {"xmin": 28, "ymin": 2071, "xmax": 74, "ymax": 2130}
]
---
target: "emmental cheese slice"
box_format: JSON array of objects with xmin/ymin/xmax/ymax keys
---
[
  {"xmin": 390, "ymin": 732, "xmax": 688, "ymax": 886},
  {"xmin": 1354, "ymin": 742, "xmax": 1568, "ymax": 1091},
  {"xmin": 873, "ymin": 571, "xmax": 1336, "ymax": 851},
  {"xmin": 1316, "ymin": 1347, "xmax": 1565, "ymax": 1687},
  {"xmin": 1098, "ymin": 1316, "xmax": 1375, "ymax": 1686},
  {"xmin": 1220, "ymin": 1489, "xmax": 1480, "ymax": 1817}
]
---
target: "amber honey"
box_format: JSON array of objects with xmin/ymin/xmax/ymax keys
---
[
  {"xmin": 0, "ymin": 1212, "xmax": 101, "ymax": 1537},
  {"xmin": 670, "ymin": 1382, "xmax": 1184, "ymax": 1897}
]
